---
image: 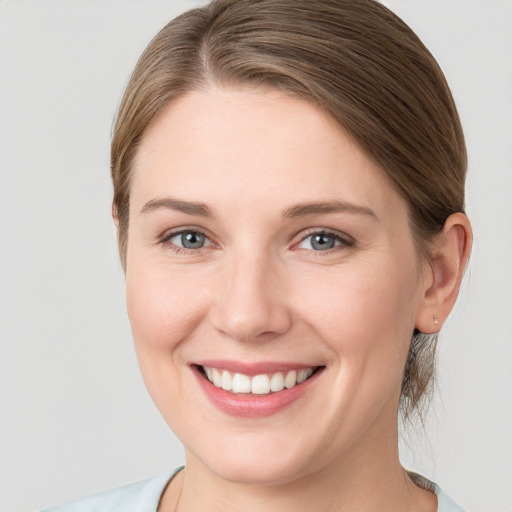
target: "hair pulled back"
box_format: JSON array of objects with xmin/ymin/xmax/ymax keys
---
[{"xmin": 111, "ymin": 0, "xmax": 467, "ymax": 420}]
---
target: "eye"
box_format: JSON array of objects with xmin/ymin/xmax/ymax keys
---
[
  {"xmin": 296, "ymin": 231, "xmax": 353, "ymax": 252},
  {"xmin": 166, "ymin": 230, "xmax": 212, "ymax": 250}
]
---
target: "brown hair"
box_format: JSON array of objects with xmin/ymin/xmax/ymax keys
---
[{"xmin": 111, "ymin": 0, "xmax": 466, "ymax": 420}]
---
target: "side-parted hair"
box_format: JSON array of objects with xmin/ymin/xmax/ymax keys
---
[{"xmin": 111, "ymin": 0, "xmax": 466, "ymax": 420}]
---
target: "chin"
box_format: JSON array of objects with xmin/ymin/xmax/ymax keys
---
[
  {"xmin": 185, "ymin": 428, "xmax": 320, "ymax": 486},
  {"xmin": 205, "ymin": 452, "xmax": 312, "ymax": 486}
]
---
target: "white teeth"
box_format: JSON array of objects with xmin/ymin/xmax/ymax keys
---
[
  {"xmin": 202, "ymin": 366, "xmax": 316, "ymax": 395},
  {"xmin": 297, "ymin": 367, "xmax": 313, "ymax": 384},
  {"xmin": 251, "ymin": 374, "xmax": 271, "ymax": 394},
  {"xmin": 221, "ymin": 371, "xmax": 233, "ymax": 391},
  {"xmin": 212, "ymin": 368, "xmax": 222, "ymax": 387},
  {"xmin": 297, "ymin": 368, "xmax": 308, "ymax": 384},
  {"xmin": 232, "ymin": 373, "xmax": 251, "ymax": 393},
  {"xmin": 270, "ymin": 372, "xmax": 284, "ymax": 392},
  {"xmin": 284, "ymin": 370, "xmax": 297, "ymax": 389}
]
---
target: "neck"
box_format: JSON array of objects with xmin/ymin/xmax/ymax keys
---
[{"xmin": 164, "ymin": 419, "xmax": 436, "ymax": 512}]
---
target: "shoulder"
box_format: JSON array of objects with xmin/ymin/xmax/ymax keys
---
[
  {"xmin": 435, "ymin": 486, "xmax": 466, "ymax": 512},
  {"xmin": 39, "ymin": 468, "xmax": 181, "ymax": 512},
  {"xmin": 408, "ymin": 472, "xmax": 465, "ymax": 512}
]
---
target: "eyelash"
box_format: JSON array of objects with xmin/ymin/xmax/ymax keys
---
[
  {"xmin": 158, "ymin": 228, "xmax": 355, "ymax": 255},
  {"xmin": 293, "ymin": 228, "xmax": 355, "ymax": 255},
  {"xmin": 159, "ymin": 228, "xmax": 214, "ymax": 255}
]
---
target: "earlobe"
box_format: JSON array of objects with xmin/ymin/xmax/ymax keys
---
[
  {"xmin": 415, "ymin": 212, "xmax": 472, "ymax": 333},
  {"xmin": 112, "ymin": 202, "xmax": 120, "ymax": 231}
]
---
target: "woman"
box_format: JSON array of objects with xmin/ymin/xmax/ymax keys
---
[{"xmin": 42, "ymin": 0, "xmax": 471, "ymax": 510}]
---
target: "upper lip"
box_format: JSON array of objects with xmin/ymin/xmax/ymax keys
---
[{"xmin": 192, "ymin": 359, "xmax": 322, "ymax": 376}]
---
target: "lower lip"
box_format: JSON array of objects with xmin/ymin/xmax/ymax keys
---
[{"xmin": 192, "ymin": 366, "xmax": 323, "ymax": 418}]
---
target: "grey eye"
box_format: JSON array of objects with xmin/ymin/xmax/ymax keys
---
[
  {"xmin": 310, "ymin": 234, "xmax": 337, "ymax": 250},
  {"xmin": 181, "ymin": 231, "xmax": 206, "ymax": 249},
  {"xmin": 298, "ymin": 233, "xmax": 341, "ymax": 251},
  {"xmin": 170, "ymin": 231, "xmax": 210, "ymax": 249}
]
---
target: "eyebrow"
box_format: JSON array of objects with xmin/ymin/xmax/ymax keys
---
[
  {"xmin": 282, "ymin": 201, "xmax": 378, "ymax": 220},
  {"xmin": 141, "ymin": 198, "xmax": 212, "ymax": 217},
  {"xmin": 140, "ymin": 197, "xmax": 378, "ymax": 220}
]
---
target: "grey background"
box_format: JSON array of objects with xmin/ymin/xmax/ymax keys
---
[{"xmin": 0, "ymin": 1, "xmax": 511, "ymax": 511}]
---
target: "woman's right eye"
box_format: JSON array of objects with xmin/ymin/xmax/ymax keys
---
[{"xmin": 165, "ymin": 230, "xmax": 212, "ymax": 251}]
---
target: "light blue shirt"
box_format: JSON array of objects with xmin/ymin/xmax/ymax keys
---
[{"xmin": 40, "ymin": 468, "xmax": 465, "ymax": 512}]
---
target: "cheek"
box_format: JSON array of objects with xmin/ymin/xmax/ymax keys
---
[
  {"xmin": 292, "ymin": 258, "xmax": 421, "ymax": 365},
  {"xmin": 124, "ymin": 261, "xmax": 210, "ymax": 425},
  {"xmin": 125, "ymin": 262, "xmax": 208, "ymax": 353}
]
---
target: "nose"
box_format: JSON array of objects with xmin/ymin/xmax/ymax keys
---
[{"xmin": 209, "ymin": 252, "xmax": 292, "ymax": 343}]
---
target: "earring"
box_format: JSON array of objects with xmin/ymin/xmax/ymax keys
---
[{"xmin": 433, "ymin": 315, "xmax": 439, "ymax": 325}]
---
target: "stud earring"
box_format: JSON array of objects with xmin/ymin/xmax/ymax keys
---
[{"xmin": 433, "ymin": 315, "xmax": 439, "ymax": 325}]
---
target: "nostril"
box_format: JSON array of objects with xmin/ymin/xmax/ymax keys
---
[{"xmin": 209, "ymin": 262, "xmax": 293, "ymax": 341}]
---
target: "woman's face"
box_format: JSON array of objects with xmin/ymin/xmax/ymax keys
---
[{"xmin": 126, "ymin": 87, "xmax": 431, "ymax": 484}]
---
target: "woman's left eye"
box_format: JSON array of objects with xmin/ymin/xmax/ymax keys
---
[
  {"xmin": 166, "ymin": 230, "xmax": 212, "ymax": 251},
  {"xmin": 296, "ymin": 231, "xmax": 352, "ymax": 252}
]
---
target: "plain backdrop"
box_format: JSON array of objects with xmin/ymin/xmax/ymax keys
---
[{"xmin": 0, "ymin": 1, "xmax": 511, "ymax": 511}]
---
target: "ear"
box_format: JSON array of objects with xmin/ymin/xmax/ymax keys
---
[
  {"xmin": 112, "ymin": 202, "xmax": 120, "ymax": 232},
  {"xmin": 415, "ymin": 212, "xmax": 472, "ymax": 333}
]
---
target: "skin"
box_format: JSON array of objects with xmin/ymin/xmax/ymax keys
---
[{"xmin": 121, "ymin": 86, "xmax": 471, "ymax": 511}]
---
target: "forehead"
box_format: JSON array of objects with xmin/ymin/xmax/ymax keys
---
[{"xmin": 132, "ymin": 87, "xmax": 404, "ymax": 220}]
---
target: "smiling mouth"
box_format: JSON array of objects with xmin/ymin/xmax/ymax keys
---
[{"xmin": 197, "ymin": 365, "xmax": 322, "ymax": 395}]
